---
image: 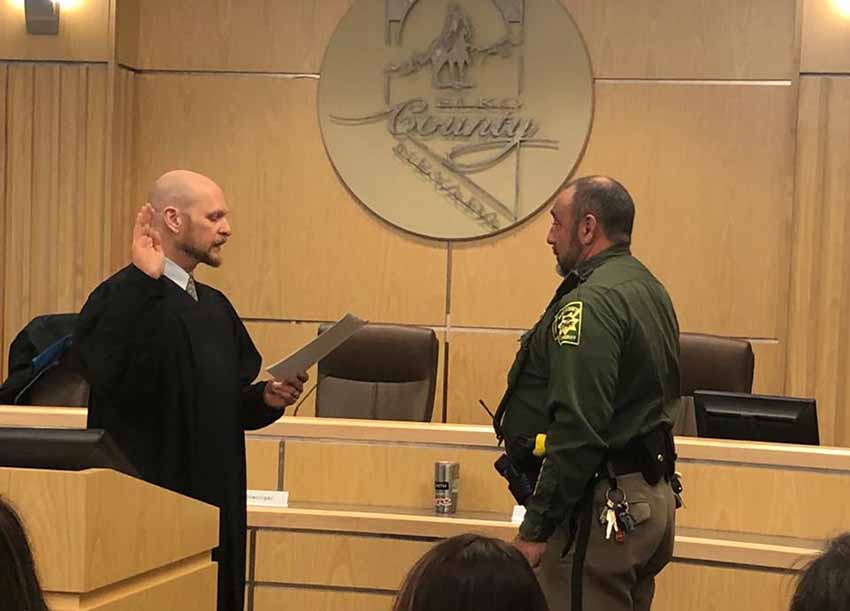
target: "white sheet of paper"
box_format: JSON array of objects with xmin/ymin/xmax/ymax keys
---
[{"xmin": 266, "ymin": 313, "xmax": 367, "ymax": 380}]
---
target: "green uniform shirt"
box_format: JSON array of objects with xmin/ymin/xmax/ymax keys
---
[{"xmin": 498, "ymin": 244, "xmax": 681, "ymax": 542}]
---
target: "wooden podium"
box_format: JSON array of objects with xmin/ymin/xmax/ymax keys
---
[{"xmin": 0, "ymin": 467, "xmax": 219, "ymax": 611}]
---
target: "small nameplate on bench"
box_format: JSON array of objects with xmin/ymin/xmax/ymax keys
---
[
  {"xmin": 511, "ymin": 505, "xmax": 526, "ymax": 523},
  {"xmin": 247, "ymin": 490, "xmax": 289, "ymax": 508}
]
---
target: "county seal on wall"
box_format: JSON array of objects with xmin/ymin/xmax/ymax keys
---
[{"xmin": 319, "ymin": 0, "xmax": 593, "ymax": 240}]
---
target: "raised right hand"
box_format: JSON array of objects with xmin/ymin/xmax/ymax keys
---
[{"xmin": 131, "ymin": 203, "xmax": 165, "ymax": 279}]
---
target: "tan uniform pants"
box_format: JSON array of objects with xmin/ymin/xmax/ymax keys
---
[{"xmin": 535, "ymin": 472, "xmax": 676, "ymax": 611}]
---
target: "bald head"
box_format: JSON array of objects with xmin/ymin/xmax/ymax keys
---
[
  {"xmin": 147, "ymin": 170, "xmax": 223, "ymax": 213},
  {"xmin": 145, "ymin": 169, "xmax": 232, "ymax": 272}
]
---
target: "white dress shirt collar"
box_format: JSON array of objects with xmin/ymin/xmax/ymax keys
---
[{"xmin": 163, "ymin": 258, "xmax": 191, "ymax": 292}]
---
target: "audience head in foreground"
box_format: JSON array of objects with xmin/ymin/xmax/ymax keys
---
[
  {"xmin": 0, "ymin": 497, "xmax": 49, "ymax": 611},
  {"xmin": 393, "ymin": 533, "xmax": 549, "ymax": 611},
  {"xmin": 790, "ymin": 532, "xmax": 850, "ymax": 611}
]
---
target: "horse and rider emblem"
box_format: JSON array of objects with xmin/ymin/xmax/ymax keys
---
[
  {"xmin": 385, "ymin": 3, "xmax": 515, "ymax": 90},
  {"xmin": 386, "ymin": 4, "xmax": 477, "ymax": 89}
]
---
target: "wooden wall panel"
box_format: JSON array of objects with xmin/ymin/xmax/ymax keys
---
[
  {"xmin": 451, "ymin": 211, "xmax": 557, "ymax": 331},
  {"xmin": 677, "ymin": 461, "xmax": 850, "ymax": 540},
  {"xmin": 250, "ymin": 539, "xmax": 798, "ymax": 611},
  {"xmin": 0, "ymin": 0, "xmax": 112, "ymax": 62},
  {"xmin": 116, "ymin": 0, "xmax": 140, "ymax": 68},
  {"xmin": 130, "ymin": 0, "xmax": 352, "ymax": 72},
  {"xmin": 654, "ymin": 562, "xmax": 794, "ymax": 611},
  {"xmin": 1, "ymin": 63, "xmax": 108, "ymax": 379},
  {"xmin": 751, "ymin": 341, "xmax": 787, "ymax": 396},
  {"xmin": 446, "ymin": 332, "xmax": 519, "ymax": 425},
  {"xmin": 132, "ymin": 74, "xmax": 448, "ymax": 326},
  {"xmin": 283, "ymin": 441, "xmax": 512, "ymax": 514},
  {"xmin": 562, "ymin": 0, "xmax": 797, "ymax": 79},
  {"xmin": 126, "ymin": 0, "xmax": 797, "ymax": 77},
  {"xmin": 433, "ymin": 331, "xmax": 447, "ymax": 423},
  {"xmin": 109, "ymin": 67, "xmax": 136, "ymax": 273},
  {"xmin": 83, "ymin": 66, "xmax": 109, "ymax": 300},
  {"xmin": 70, "ymin": 563, "xmax": 218, "ymax": 611},
  {"xmin": 0, "ymin": 65, "xmax": 6, "ymax": 379},
  {"xmin": 801, "ymin": 0, "xmax": 850, "ymax": 73},
  {"xmin": 787, "ymin": 77, "xmax": 850, "ymax": 447},
  {"xmin": 4, "ymin": 64, "xmax": 35, "ymax": 369},
  {"xmin": 255, "ymin": 531, "xmax": 431, "ymax": 589},
  {"xmin": 452, "ymin": 82, "xmax": 796, "ymax": 339},
  {"xmin": 254, "ymin": 586, "xmax": 393, "ymax": 611},
  {"xmin": 246, "ymin": 438, "xmax": 280, "ymax": 490}
]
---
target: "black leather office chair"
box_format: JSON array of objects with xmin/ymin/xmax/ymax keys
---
[
  {"xmin": 0, "ymin": 313, "xmax": 89, "ymax": 406},
  {"xmin": 674, "ymin": 332, "xmax": 755, "ymax": 436},
  {"xmin": 315, "ymin": 323, "xmax": 439, "ymax": 422},
  {"xmin": 25, "ymin": 357, "xmax": 90, "ymax": 407}
]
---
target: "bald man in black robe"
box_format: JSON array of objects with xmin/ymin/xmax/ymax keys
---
[{"xmin": 74, "ymin": 170, "xmax": 306, "ymax": 611}]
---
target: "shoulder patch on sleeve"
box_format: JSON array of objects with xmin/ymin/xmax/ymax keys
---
[{"xmin": 552, "ymin": 301, "xmax": 583, "ymax": 346}]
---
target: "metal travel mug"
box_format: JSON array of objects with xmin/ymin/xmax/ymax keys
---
[{"xmin": 434, "ymin": 461, "xmax": 460, "ymax": 514}]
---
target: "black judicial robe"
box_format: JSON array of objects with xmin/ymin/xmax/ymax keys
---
[{"xmin": 73, "ymin": 264, "xmax": 281, "ymax": 611}]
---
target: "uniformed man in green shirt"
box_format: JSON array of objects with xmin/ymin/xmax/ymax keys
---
[{"xmin": 494, "ymin": 176, "xmax": 681, "ymax": 611}]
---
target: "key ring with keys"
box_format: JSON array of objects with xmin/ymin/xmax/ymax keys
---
[{"xmin": 605, "ymin": 487, "xmax": 626, "ymax": 506}]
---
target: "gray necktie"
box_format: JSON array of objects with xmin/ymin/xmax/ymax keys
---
[{"xmin": 186, "ymin": 275, "xmax": 198, "ymax": 301}]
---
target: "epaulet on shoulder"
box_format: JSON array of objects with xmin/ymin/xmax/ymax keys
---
[{"xmin": 555, "ymin": 284, "xmax": 608, "ymax": 309}]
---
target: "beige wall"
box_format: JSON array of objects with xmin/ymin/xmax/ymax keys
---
[
  {"xmin": 0, "ymin": 0, "xmax": 119, "ymax": 383},
  {"xmin": 786, "ymin": 0, "xmax": 850, "ymax": 446},
  {"xmin": 0, "ymin": 0, "xmax": 112, "ymax": 62},
  {"xmin": 0, "ymin": 60, "xmax": 112, "ymax": 378},
  {"xmin": 802, "ymin": 0, "xmax": 850, "ymax": 72},
  {"xmin": 2, "ymin": 0, "xmax": 850, "ymax": 444}
]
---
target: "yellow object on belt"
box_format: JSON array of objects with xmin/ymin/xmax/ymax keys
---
[{"xmin": 533, "ymin": 433, "xmax": 546, "ymax": 457}]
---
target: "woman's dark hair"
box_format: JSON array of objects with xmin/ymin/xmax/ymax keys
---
[
  {"xmin": 393, "ymin": 534, "xmax": 549, "ymax": 611},
  {"xmin": 790, "ymin": 532, "xmax": 850, "ymax": 611},
  {"xmin": 0, "ymin": 497, "xmax": 49, "ymax": 611}
]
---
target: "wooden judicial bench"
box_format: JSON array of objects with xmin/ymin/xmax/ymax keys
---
[{"xmin": 3, "ymin": 407, "xmax": 849, "ymax": 611}]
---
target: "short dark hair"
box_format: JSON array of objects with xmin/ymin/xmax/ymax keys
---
[
  {"xmin": 393, "ymin": 534, "xmax": 549, "ymax": 611},
  {"xmin": 0, "ymin": 497, "xmax": 49, "ymax": 611},
  {"xmin": 790, "ymin": 532, "xmax": 850, "ymax": 611},
  {"xmin": 567, "ymin": 176, "xmax": 635, "ymax": 244}
]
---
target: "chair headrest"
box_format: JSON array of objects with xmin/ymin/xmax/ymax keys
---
[
  {"xmin": 679, "ymin": 332, "xmax": 755, "ymax": 396},
  {"xmin": 317, "ymin": 323, "xmax": 438, "ymax": 382}
]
